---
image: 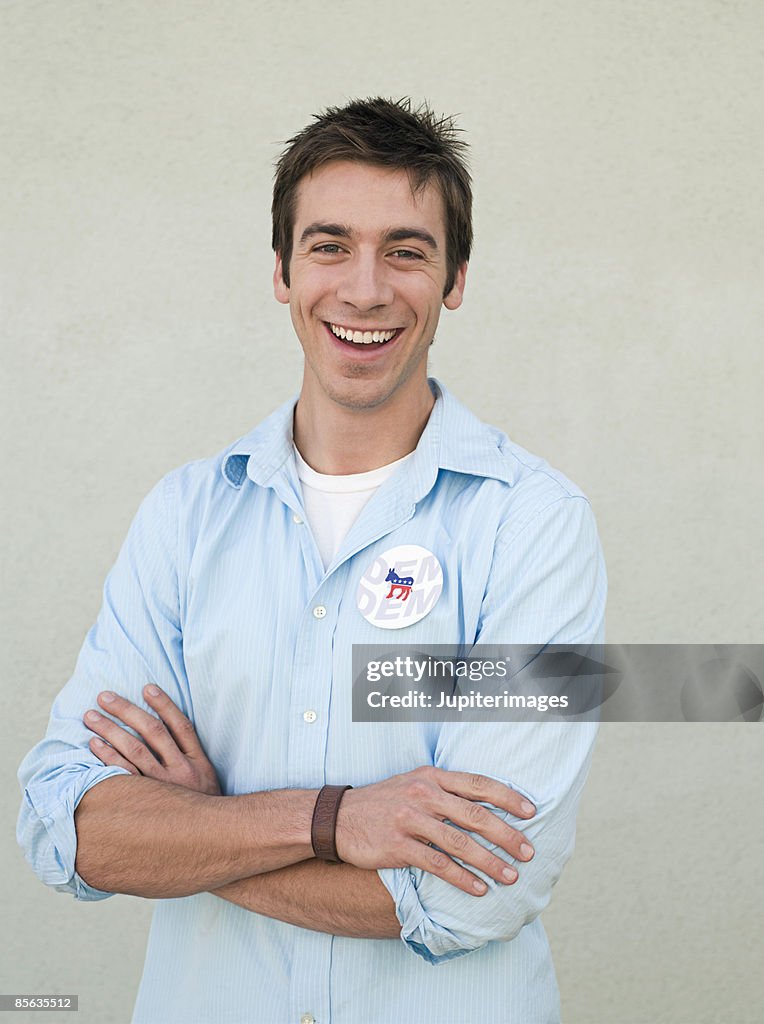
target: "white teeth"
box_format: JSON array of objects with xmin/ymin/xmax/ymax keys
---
[{"xmin": 329, "ymin": 323, "xmax": 397, "ymax": 344}]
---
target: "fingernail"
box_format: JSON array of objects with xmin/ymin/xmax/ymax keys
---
[
  {"xmin": 86, "ymin": 710, "xmax": 101, "ymax": 721},
  {"xmin": 502, "ymin": 866, "xmax": 518, "ymax": 882},
  {"xmin": 473, "ymin": 880, "xmax": 487, "ymax": 894},
  {"xmin": 100, "ymin": 692, "xmax": 115, "ymax": 703},
  {"xmin": 520, "ymin": 843, "xmax": 534, "ymax": 860},
  {"xmin": 146, "ymin": 684, "xmax": 161, "ymax": 697},
  {"xmin": 521, "ymin": 800, "xmax": 536, "ymax": 815}
]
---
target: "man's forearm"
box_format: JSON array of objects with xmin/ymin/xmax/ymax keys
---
[
  {"xmin": 211, "ymin": 861, "xmax": 401, "ymax": 939},
  {"xmin": 74, "ymin": 775, "xmax": 316, "ymax": 898}
]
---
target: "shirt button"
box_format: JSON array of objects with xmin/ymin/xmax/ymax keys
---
[
  {"xmin": 303, "ymin": 710, "xmax": 317, "ymax": 724},
  {"xmin": 300, "ymin": 1015, "xmax": 315, "ymax": 1024},
  {"xmin": 312, "ymin": 605, "xmax": 327, "ymax": 619},
  {"xmin": 293, "ymin": 513, "xmax": 303, "ymax": 524}
]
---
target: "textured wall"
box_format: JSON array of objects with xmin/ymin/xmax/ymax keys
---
[{"xmin": 2, "ymin": 1, "xmax": 762, "ymax": 1021}]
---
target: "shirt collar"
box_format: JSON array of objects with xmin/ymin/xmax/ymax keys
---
[{"xmin": 221, "ymin": 378, "xmax": 517, "ymax": 493}]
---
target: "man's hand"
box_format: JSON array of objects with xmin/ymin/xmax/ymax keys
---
[
  {"xmin": 84, "ymin": 688, "xmax": 537, "ymax": 896},
  {"xmin": 84, "ymin": 685, "xmax": 221, "ymax": 796},
  {"xmin": 336, "ymin": 768, "xmax": 535, "ymax": 895}
]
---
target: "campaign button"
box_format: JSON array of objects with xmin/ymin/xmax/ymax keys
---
[{"xmin": 357, "ymin": 545, "xmax": 443, "ymax": 630}]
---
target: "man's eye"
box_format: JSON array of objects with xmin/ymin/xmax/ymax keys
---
[
  {"xmin": 390, "ymin": 249, "xmax": 423, "ymax": 260},
  {"xmin": 314, "ymin": 244, "xmax": 344, "ymax": 254}
]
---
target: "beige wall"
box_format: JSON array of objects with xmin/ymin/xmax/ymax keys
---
[{"xmin": 2, "ymin": 2, "xmax": 762, "ymax": 1021}]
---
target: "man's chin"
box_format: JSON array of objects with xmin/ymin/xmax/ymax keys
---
[
  {"xmin": 302, "ymin": 359, "xmax": 429, "ymax": 413},
  {"xmin": 324, "ymin": 381, "xmax": 397, "ymax": 412}
]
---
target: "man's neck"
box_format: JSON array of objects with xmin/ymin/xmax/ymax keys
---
[{"xmin": 293, "ymin": 380, "xmax": 435, "ymax": 476}]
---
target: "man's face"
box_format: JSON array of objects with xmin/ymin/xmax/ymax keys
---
[{"xmin": 274, "ymin": 160, "xmax": 466, "ymax": 414}]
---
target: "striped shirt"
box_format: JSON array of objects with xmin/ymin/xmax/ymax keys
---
[{"xmin": 17, "ymin": 379, "xmax": 606, "ymax": 1024}]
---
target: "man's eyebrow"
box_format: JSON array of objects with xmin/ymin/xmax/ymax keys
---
[
  {"xmin": 299, "ymin": 222, "xmax": 352, "ymax": 245},
  {"xmin": 298, "ymin": 223, "xmax": 440, "ymax": 251},
  {"xmin": 383, "ymin": 228, "xmax": 439, "ymax": 250}
]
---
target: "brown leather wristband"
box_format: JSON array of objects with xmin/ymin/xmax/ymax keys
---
[{"xmin": 311, "ymin": 784, "xmax": 353, "ymax": 863}]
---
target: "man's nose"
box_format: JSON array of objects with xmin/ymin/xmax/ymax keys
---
[{"xmin": 336, "ymin": 254, "xmax": 394, "ymax": 310}]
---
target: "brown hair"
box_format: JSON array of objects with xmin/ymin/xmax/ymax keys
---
[{"xmin": 272, "ymin": 97, "xmax": 472, "ymax": 296}]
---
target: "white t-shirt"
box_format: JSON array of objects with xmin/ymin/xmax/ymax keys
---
[{"xmin": 294, "ymin": 445, "xmax": 415, "ymax": 570}]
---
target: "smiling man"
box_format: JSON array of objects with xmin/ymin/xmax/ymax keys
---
[
  {"xmin": 278, "ymin": 159, "xmax": 464, "ymax": 451},
  {"xmin": 18, "ymin": 98, "xmax": 606, "ymax": 1024}
]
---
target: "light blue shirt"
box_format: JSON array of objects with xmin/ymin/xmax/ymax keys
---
[{"xmin": 18, "ymin": 379, "xmax": 606, "ymax": 1024}]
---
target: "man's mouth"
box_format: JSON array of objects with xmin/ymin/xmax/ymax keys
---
[{"xmin": 326, "ymin": 322, "xmax": 402, "ymax": 346}]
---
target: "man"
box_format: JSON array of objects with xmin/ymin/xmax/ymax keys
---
[{"xmin": 18, "ymin": 98, "xmax": 606, "ymax": 1023}]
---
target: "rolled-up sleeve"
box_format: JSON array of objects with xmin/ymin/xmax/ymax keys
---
[
  {"xmin": 379, "ymin": 495, "xmax": 607, "ymax": 963},
  {"xmin": 17, "ymin": 470, "xmax": 190, "ymax": 900}
]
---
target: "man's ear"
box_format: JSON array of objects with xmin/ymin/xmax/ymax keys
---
[
  {"xmin": 273, "ymin": 252, "xmax": 290, "ymax": 304},
  {"xmin": 443, "ymin": 262, "xmax": 467, "ymax": 311}
]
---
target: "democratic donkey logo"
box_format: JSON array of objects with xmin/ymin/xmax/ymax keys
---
[
  {"xmin": 357, "ymin": 545, "xmax": 443, "ymax": 629},
  {"xmin": 385, "ymin": 567, "xmax": 414, "ymax": 601}
]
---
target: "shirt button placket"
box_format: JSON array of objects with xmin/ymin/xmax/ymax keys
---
[{"xmin": 290, "ymin": 584, "xmax": 342, "ymax": 1024}]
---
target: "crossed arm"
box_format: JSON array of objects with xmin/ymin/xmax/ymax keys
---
[
  {"xmin": 52, "ymin": 486, "xmax": 602, "ymax": 955},
  {"xmin": 75, "ymin": 684, "xmax": 536, "ymax": 939}
]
